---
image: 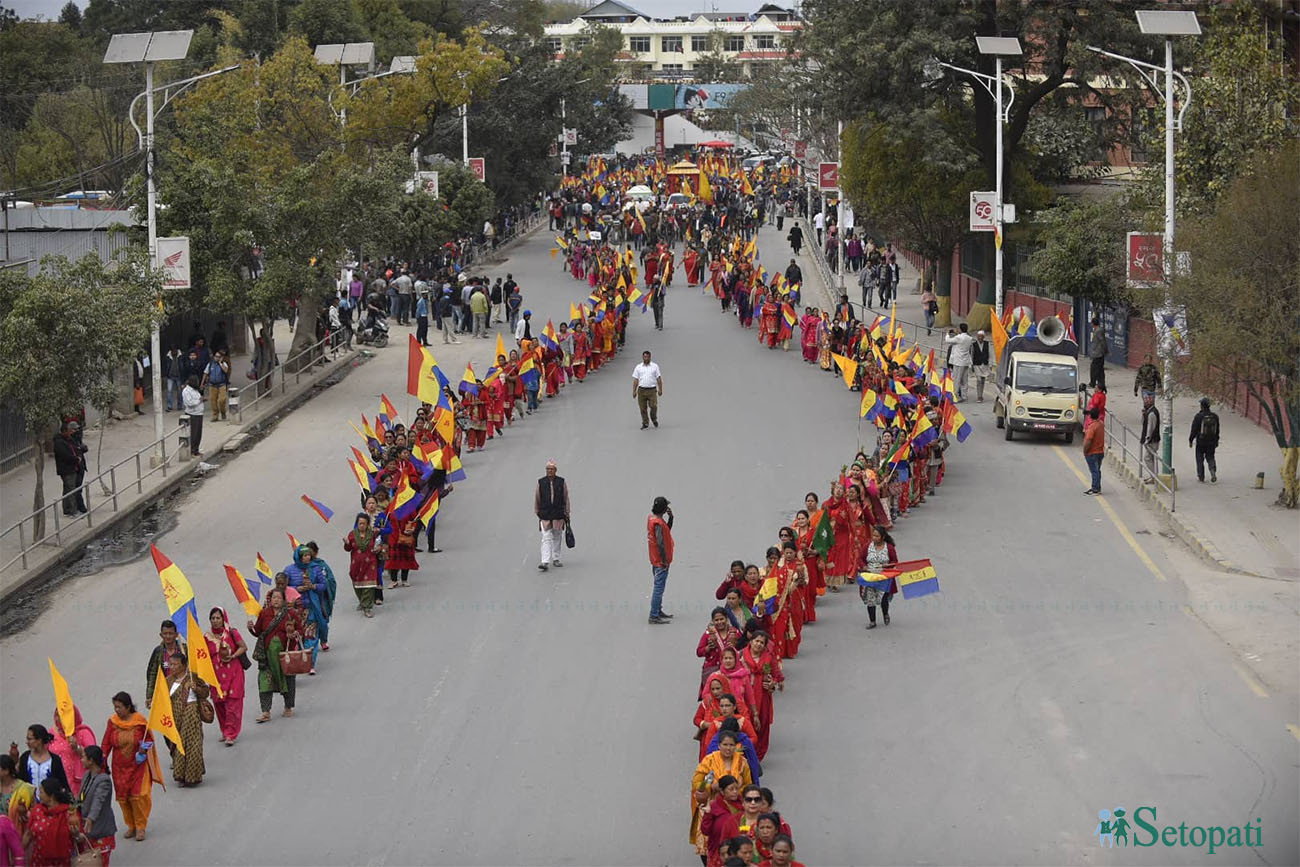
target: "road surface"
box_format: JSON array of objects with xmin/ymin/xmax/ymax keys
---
[{"xmin": 2, "ymin": 225, "xmax": 1296, "ymax": 866}]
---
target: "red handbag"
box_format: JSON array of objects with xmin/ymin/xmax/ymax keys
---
[{"xmin": 278, "ymin": 638, "xmax": 311, "ymax": 676}]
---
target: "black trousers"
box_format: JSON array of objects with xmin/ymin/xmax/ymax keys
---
[
  {"xmin": 60, "ymin": 472, "xmax": 85, "ymax": 514},
  {"xmin": 188, "ymin": 414, "xmax": 203, "ymax": 456},
  {"xmin": 866, "ymin": 592, "xmax": 892, "ymax": 624},
  {"xmin": 1195, "ymin": 442, "xmax": 1217, "ymax": 480},
  {"xmin": 1090, "ymin": 356, "xmax": 1106, "ymax": 390}
]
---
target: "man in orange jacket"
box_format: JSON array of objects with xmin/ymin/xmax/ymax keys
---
[
  {"xmin": 1083, "ymin": 407, "xmax": 1105, "ymax": 495},
  {"xmin": 646, "ymin": 496, "xmax": 675, "ymax": 624}
]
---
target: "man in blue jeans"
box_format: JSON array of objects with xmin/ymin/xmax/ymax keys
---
[
  {"xmin": 1083, "ymin": 407, "xmax": 1105, "ymax": 494},
  {"xmin": 646, "ymin": 496, "xmax": 675, "ymax": 624}
]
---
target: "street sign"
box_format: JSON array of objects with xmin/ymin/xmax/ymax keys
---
[
  {"xmin": 1127, "ymin": 232, "xmax": 1163, "ymax": 286},
  {"xmin": 467, "ymin": 157, "xmax": 485, "ymax": 181},
  {"xmin": 414, "ymin": 170, "xmax": 438, "ymax": 198},
  {"xmin": 817, "ymin": 162, "xmax": 838, "ymax": 190},
  {"xmin": 1153, "ymin": 305, "xmax": 1190, "ymax": 358},
  {"xmin": 156, "ymin": 236, "xmax": 191, "ymax": 289},
  {"xmin": 794, "ymin": 141, "xmax": 806, "ymax": 160},
  {"xmin": 969, "ymin": 191, "xmax": 996, "ymax": 232},
  {"xmin": 563, "ymin": 128, "xmax": 578, "ymax": 146},
  {"xmin": 560, "ymin": 151, "xmax": 571, "ymax": 165},
  {"xmin": 548, "ymin": 142, "xmax": 557, "ymax": 156}
]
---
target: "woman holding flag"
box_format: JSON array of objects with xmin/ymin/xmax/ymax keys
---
[
  {"xmin": 164, "ymin": 653, "xmax": 209, "ymax": 787},
  {"xmin": 204, "ymin": 608, "xmax": 247, "ymax": 747},
  {"xmin": 859, "ymin": 526, "xmax": 899, "ymax": 629},
  {"xmin": 100, "ymin": 692, "xmax": 160, "ymax": 841},
  {"xmin": 344, "ymin": 512, "xmax": 383, "ymax": 617}
]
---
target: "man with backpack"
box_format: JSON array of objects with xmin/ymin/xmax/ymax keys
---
[{"xmin": 1188, "ymin": 397, "xmax": 1220, "ymax": 483}]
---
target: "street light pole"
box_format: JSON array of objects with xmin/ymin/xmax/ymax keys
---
[
  {"xmin": 561, "ymin": 96, "xmax": 567, "ymax": 177},
  {"xmin": 1087, "ymin": 8, "xmax": 1199, "ymax": 478},
  {"xmin": 836, "ymin": 117, "xmax": 844, "ymax": 295},
  {"xmin": 462, "ymin": 103, "xmax": 469, "ymax": 166},
  {"xmin": 993, "ymin": 54, "xmax": 1005, "ymax": 319},
  {"xmin": 143, "ymin": 60, "xmax": 163, "ymax": 461}
]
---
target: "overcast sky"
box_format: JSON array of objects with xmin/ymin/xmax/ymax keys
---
[{"xmin": 8, "ymin": 0, "xmax": 789, "ymax": 22}]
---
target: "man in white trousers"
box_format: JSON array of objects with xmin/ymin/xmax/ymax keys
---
[{"xmin": 534, "ymin": 460, "xmax": 571, "ymax": 571}]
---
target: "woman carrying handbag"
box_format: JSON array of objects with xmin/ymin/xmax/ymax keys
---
[
  {"xmin": 248, "ymin": 588, "xmax": 300, "ymax": 723},
  {"xmin": 76, "ymin": 746, "xmax": 115, "ymax": 865}
]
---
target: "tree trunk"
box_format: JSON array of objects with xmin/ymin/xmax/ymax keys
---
[
  {"xmin": 287, "ymin": 292, "xmax": 321, "ymax": 373},
  {"xmin": 31, "ymin": 431, "xmax": 46, "ymax": 542},
  {"xmin": 95, "ymin": 406, "xmax": 111, "ymax": 496},
  {"xmin": 1280, "ymin": 447, "xmax": 1299, "ymax": 509},
  {"xmin": 935, "ymin": 252, "xmax": 954, "ymax": 328}
]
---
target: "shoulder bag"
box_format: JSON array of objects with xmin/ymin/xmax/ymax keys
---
[
  {"xmin": 279, "ymin": 637, "xmax": 312, "ymax": 676},
  {"xmin": 564, "ymin": 516, "xmax": 576, "ymax": 549}
]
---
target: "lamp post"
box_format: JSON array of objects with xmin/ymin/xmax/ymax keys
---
[
  {"xmin": 104, "ymin": 31, "xmax": 198, "ymax": 463},
  {"xmin": 1087, "ymin": 9, "xmax": 1199, "ymax": 478},
  {"xmin": 927, "ymin": 36, "xmax": 1023, "ymax": 319}
]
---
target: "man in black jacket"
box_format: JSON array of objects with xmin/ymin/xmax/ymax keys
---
[
  {"xmin": 53, "ymin": 420, "xmax": 88, "ymax": 515},
  {"xmin": 534, "ymin": 460, "xmax": 570, "ymax": 571},
  {"xmin": 1189, "ymin": 396, "xmax": 1220, "ymax": 483}
]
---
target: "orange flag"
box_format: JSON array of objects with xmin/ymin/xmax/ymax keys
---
[
  {"xmin": 184, "ymin": 608, "xmax": 223, "ymax": 698},
  {"xmin": 146, "ymin": 668, "xmax": 184, "ymax": 755}
]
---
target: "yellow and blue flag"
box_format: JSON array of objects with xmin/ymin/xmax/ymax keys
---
[
  {"xmin": 150, "ymin": 544, "xmax": 198, "ymax": 640},
  {"xmin": 891, "ymin": 559, "xmax": 940, "ymax": 599}
]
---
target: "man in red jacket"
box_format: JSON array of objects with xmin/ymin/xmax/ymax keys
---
[
  {"xmin": 1083, "ymin": 407, "xmax": 1105, "ymax": 495},
  {"xmin": 647, "ymin": 496, "xmax": 675, "ymax": 624}
]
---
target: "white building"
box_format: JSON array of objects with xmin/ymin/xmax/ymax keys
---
[{"xmin": 543, "ymin": 1, "xmax": 801, "ymax": 78}]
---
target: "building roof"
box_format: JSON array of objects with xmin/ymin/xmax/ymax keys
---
[{"xmin": 580, "ymin": 0, "xmax": 649, "ymax": 20}]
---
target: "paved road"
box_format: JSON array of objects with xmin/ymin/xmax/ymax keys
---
[{"xmin": 2, "ymin": 225, "xmax": 1296, "ymax": 866}]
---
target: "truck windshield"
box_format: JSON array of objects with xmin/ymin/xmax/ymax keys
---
[{"xmin": 1016, "ymin": 361, "xmax": 1077, "ymax": 392}]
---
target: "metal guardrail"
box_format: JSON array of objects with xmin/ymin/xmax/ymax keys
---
[
  {"xmin": 1104, "ymin": 410, "xmax": 1176, "ymax": 512},
  {"xmin": 0, "ymin": 332, "xmax": 341, "ymax": 574}
]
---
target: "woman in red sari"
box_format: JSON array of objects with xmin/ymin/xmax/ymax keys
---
[
  {"xmin": 740, "ymin": 631, "xmax": 783, "ymax": 760},
  {"xmin": 570, "ymin": 325, "xmax": 589, "ymax": 381},
  {"xmin": 696, "ymin": 608, "xmax": 740, "ymax": 696},
  {"xmin": 793, "ymin": 509, "xmax": 820, "ymax": 621},
  {"xmin": 204, "ymin": 608, "xmax": 247, "ymax": 746},
  {"xmin": 846, "ymin": 482, "xmax": 872, "ymax": 577},
  {"xmin": 766, "ymin": 545, "xmax": 801, "ymax": 660},
  {"xmin": 799, "ymin": 307, "xmax": 820, "ymax": 363},
  {"xmin": 23, "ymin": 779, "xmax": 77, "ymax": 866},
  {"xmin": 684, "ymin": 245, "xmax": 702, "ymax": 286},
  {"xmin": 717, "ymin": 646, "xmax": 755, "ymax": 716},
  {"xmin": 758, "ymin": 292, "xmax": 780, "ymax": 349},
  {"xmin": 822, "ymin": 481, "xmax": 854, "ymax": 591}
]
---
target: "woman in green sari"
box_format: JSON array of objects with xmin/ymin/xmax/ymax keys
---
[{"xmin": 248, "ymin": 588, "xmax": 300, "ymax": 723}]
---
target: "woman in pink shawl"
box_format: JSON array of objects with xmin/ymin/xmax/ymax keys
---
[
  {"xmin": 49, "ymin": 705, "xmax": 97, "ymax": 794},
  {"xmin": 205, "ymin": 607, "xmax": 248, "ymax": 746},
  {"xmin": 717, "ymin": 646, "xmax": 755, "ymax": 717},
  {"xmin": 799, "ymin": 307, "xmax": 820, "ymax": 363}
]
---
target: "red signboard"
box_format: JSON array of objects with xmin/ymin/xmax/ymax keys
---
[
  {"xmin": 794, "ymin": 141, "xmax": 806, "ymax": 160},
  {"xmin": 654, "ymin": 122, "xmax": 665, "ymax": 159},
  {"xmin": 1127, "ymin": 232, "xmax": 1163, "ymax": 287},
  {"xmin": 818, "ymin": 162, "xmax": 838, "ymax": 190},
  {"xmin": 468, "ymin": 157, "xmax": 486, "ymax": 182}
]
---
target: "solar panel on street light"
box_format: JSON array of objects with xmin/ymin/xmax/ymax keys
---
[
  {"xmin": 103, "ymin": 32, "xmax": 151, "ymax": 64},
  {"xmin": 143, "ymin": 30, "xmax": 194, "ymax": 61},
  {"xmin": 975, "ymin": 36, "xmax": 1023, "ymax": 56},
  {"xmin": 340, "ymin": 42, "xmax": 375, "ymax": 67},
  {"xmin": 1136, "ymin": 10, "xmax": 1201, "ymax": 36},
  {"xmin": 314, "ymin": 43, "xmax": 346, "ymax": 64},
  {"xmin": 390, "ymin": 56, "xmax": 417, "ymax": 74}
]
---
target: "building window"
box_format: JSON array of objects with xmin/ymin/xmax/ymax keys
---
[
  {"xmin": 1084, "ymin": 105, "xmax": 1108, "ymax": 161},
  {"xmin": 725, "ymin": 35, "xmax": 745, "ymax": 52},
  {"xmin": 573, "ymin": 37, "xmax": 589, "ymax": 50},
  {"xmin": 754, "ymin": 34, "xmax": 776, "ymax": 50},
  {"xmin": 546, "ymin": 38, "xmax": 562, "ymax": 53},
  {"xmin": 661, "ymin": 36, "xmax": 683, "ymax": 53},
  {"xmin": 661, "ymin": 64, "xmax": 684, "ymax": 72},
  {"xmin": 691, "ymin": 35, "xmax": 708, "ymax": 52},
  {"xmin": 628, "ymin": 36, "xmax": 650, "ymax": 53}
]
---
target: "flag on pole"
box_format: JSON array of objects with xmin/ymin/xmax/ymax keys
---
[
  {"xmin": 752, "ymin": 574, "xmax": 780, "ymax": 616},
  {"xmin": 351, "ymin": 446, "xmax": 377, "ymax": 474},
  {"xmin": 48, "ymin": 658, "xmax": 76, "ymax": 737},
  {"xmin": 495, "ymin": 332, "xmax": 507, "ymax": 363},
  {"xmin": 416, "ymin": 491, "xmax": 440, "ymax": 527},
  {"xmin": 458, "ymin": 362, "xmax": 479, "ymax": 395},
  {"xmin": 300, "ymin": 494, "xmax": 334, "ymax": 522},
  {"xmin": 255, "ymin": 553, "xmax": 273, "ymax": 586},
  {"xmin": 224, "ymin": 564, "xmax": 262, "ymax": 617},
  {"xmin": 150, "ymin": 544, "xmax": 198, "ymax": 641},
  {"xmin": 990, "ymin": 306, "xmax": 1009, "ymax": 363},
  {"xmin": 287, "ymin": 531, "xmax": 301, "ymax": 552},
  {"xmin": 811, "ymin": 508, "xmax": 834, "ymax": 556},
  {"xmin": 432, "ymin": 406, "xmax": 455, "ymax": 444},
  {"xmin": 831, "ymin": 353, "xmax": 858, "ymax": 389},
  {"xmin": 890, "ymin": 559, "xmax": 940, "ymax": 599},
  {"xmin": 146, "ymin": 668, "xmax": 184, "ymax": 755},
  {"xmin": 184, "ymin": 608, "xmax": 223, "ymax": 698}
]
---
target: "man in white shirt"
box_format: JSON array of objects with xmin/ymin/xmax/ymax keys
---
[
  {"xmin": 944, "ymin": 323, "xmax": 976, "ymax": 401},
  {"xmin": 515, "ymin": 309, "xmax": 533, "ymax": 345},
  {"xmin": 813, "ymin": 210, "xmax": 825, "ymax": 248},
  {"xmin": 631, "ymin": 350, "xmax": 663, "ymax": 429}
]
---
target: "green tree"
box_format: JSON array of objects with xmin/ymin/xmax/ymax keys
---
[
  {"xmin": 1152, "ymin": 143, "xmax": 1300, "ymax": 507},
  {"xmin": 0, "ymin": 249, "xmax": 164, "ymax": 540},
  {"xmin": 800, "ymin": 0, "xmax": 1152, "ymax": 329},
  {"xmin": 1028, "ymin": 195, "xmax": 1133, "ymax": 309},
  {"xmin": 692, "ymin": 30, "xmax": 745, "ymax": 82},
  {"xmin": 289, "ymin": 0, "xmax": 367, "ymax": 47}
]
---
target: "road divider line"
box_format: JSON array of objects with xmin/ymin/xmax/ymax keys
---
[
  {"xmin": 1052, "ymin": 446, "xmax": 1168, "ymax": 583},
  {"xmin": 1232, "ymin": 664, "xmax": 1269, "ymax": 698}
]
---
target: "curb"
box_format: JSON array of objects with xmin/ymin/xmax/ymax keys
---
[
  {"xmin": 0, "ymin": 348, "xmax": 362, "ymax": 605},
  {"xmin": 1104, "ymin": 451, "xmax": 1261, "ymax": 578}
]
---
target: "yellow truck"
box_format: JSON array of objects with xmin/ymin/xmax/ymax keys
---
[{"xmin": 993, "ymin": 316, "xmax": 1084, "ymax": 444}]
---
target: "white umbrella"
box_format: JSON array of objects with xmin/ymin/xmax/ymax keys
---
[{"xmin": 626, "ymin": 184, "xmax": 654, "ymax": 200}]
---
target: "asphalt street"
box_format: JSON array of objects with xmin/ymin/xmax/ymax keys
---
[{"xmin": 1, "ymin": 225, "xmax": 1296, "ymax": 866}]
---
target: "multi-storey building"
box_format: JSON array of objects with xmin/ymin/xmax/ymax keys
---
[{"xmin": 543, "ymin": 0, "xmax": 801, "ymax": 78}]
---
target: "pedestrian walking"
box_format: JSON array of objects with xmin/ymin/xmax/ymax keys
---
[
  {"xmin": 646, "ymin": 496, "xmax": 674, "ymax": 624},
  {"xmin": 515, "ymin": 309, "xmax": 534, "ymax": 345},
  {"xmin": 415, "ymin": 291, "xmax": 430, "ymax": 346},
  {"xmin": 920, "ymin": 285, "xmax": 937, "ymax": 335},
  {"xmin": 632, "ymin": 350, "xmax": 663, "ymax": 429},
  {"xmin": 1134, "ymin": 353, "xmax": 1161, "ymax": 402},
  {"xmin": 470, "ymin": 283, "xmax": 490, "ymax": 338},
  {"xmin": 52, "ymin": 421, "xmax": 88, "ymax": 516},
  {"xmin": 943, "ymin": 324, "xmax": 975, "ymax": 401},
  {"xmin": 534, "ymin": 460, "xmax": 570, "ymax": 572},
  {"xmin": 813, "ymin": 211, "xmax": 824, "ymax": 248},
  {"xmin": 1140, "ymin": 392, "xmax": 1161, "ymax": 481},
  {"xmin": 181, "ymin": 376, "xmax": 204, "ymax": 457},
  {"xmin": 163, "ymin": 348, "xmax": 184, "ymax": 411},
  {"xmin": 971, "ymin": 331, "xmax": 991, "ymax": 401},
  {"xmin": 1189, "ymin": 396, "xmax": 1220, "ymax": 483},
  {"xmin": 437, "ymin": 290, "xmax": 458, "ymax": 344},
  {"xmin": 1083, "ymin": 407, "xmax": 1105, "ymax": 494},
  {"xmin": 204, "ymin": 607, "xmax": 247, "ymax": 746},
  {"xmin": 786, "ymin": 224, "xmax": 802, "ymax": 255},
  {"xmin": 1088, "ymin": 316, "xmax": 1108, "ymax": 391}
]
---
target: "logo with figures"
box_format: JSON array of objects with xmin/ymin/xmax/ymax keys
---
[{"xmin": 1095, "ymin": 806, "xmax": 1261, "ymax": 855}]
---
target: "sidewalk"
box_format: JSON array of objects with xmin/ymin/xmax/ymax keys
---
[
  {"xmin": 0, "ymin": 337, "xmax": 356, "ymax": 600},
  {"xmin": 1100, "ymin": 375, "xmax": 1299, "ymax": 581}
]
